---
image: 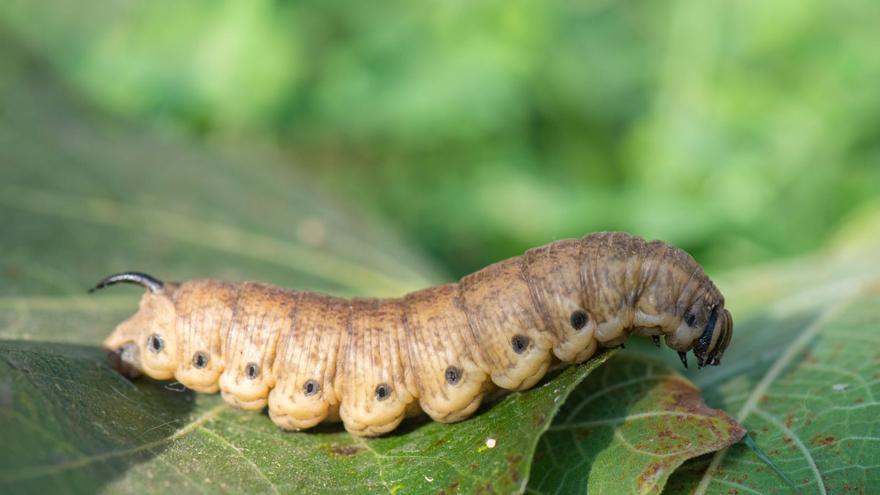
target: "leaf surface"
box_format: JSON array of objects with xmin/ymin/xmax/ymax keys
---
[
  {"xmin": 528, "ymin": 355, "xmax": 745, "ymax": 495},
  {"xmin": 660, "ymin": 283, "xmax": 880, "ymax": 495},
  {"xmin": 0, "ymin": 337, "xmax": 613, "ymax": 494}
]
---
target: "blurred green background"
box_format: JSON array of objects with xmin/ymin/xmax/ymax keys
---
[{"xmin": 2, "ymin": 0, "xmax": 878, "ymax": 278}]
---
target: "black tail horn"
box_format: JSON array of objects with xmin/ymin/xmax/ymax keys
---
[{"xmin": 89, "ymin": 272, "xmax": 164, "ymax": 294}]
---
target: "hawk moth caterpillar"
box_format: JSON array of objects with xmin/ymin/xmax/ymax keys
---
[{"xmin": 92, "ymin": 232, "xmax": 733, "ymax": 437}]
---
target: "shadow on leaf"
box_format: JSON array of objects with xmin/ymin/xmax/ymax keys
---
[{"xmin": 0, "ymin": 340, "xmax": 196, "ymax": 494}]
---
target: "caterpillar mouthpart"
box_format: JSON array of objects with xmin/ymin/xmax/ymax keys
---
[
  {"xmin": 107, "ymin": 342, "xmax": 142, "ymax": 379},
  {"xmin": 96, "ymin": 283, "xmax": 179, "ymax": 381}
]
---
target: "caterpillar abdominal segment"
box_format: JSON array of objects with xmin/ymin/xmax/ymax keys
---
[{"xmin": 93, "ymin": 232, "xmax": 733, "ymax": 437}]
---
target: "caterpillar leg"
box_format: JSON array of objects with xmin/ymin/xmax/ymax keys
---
[
  {"xmin": 522, "ymin": 240, "xmax": 600, "ymax": 363},
  {"xmin": 268, "ymin": 294, "xmax": 345, "ymax": 431},
  {"xmin": 337, "ymin": 299, "xmax": 417, "ymax": 436},
  {"xmin": 218, "ymin": 283, "xmax": 293, "ymax": 410},
  {"xmin": 172, "ymin": 280, "xmax": 237, "ymax": 393},
  {"xmin": 403, "ymin": 285, "xmax": 489, "ymax": 423},
  {"xmin": 458, "ymin": 259, "xmax": 555, "ymax": 391}
]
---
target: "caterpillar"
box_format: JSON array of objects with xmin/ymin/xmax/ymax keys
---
[{"xmin": 92, "ymin": 232, "xmax": 733, "ymax": 437}]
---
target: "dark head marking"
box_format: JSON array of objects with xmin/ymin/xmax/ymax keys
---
[
  {"xmin": 147, "ymin": 334, "xmax": 164, "ymax": 354},
  {"xmin": 692, "ymin": 306, "xmax": 723, "ymax": 367},
  {"xmin": 375, "ymin": 383, "xmax": 391, "ymax": 401},
  {"xmin": 245, "ymin": 362, "xmax": 260, "ymax": 380},
  {"xmin": 303, "ymin": 379, "xmax": 320, "ymax": 396},
  {"xmin": 570, "ymin": 310, "xmax": 589, "ymax": 330},
  {"xmin": 445, "ymin": 366, "xmax": 462, "ymax": 385},
  {"xmin": 89, "ymin": 272, "xmax": 164, "ymax": 294},
  {"xmin": 511, "ymin": 335, "xmax": 530, "ymax": 354},
  {"xmin": 192, "ymin": 351, "xmax": 209, "ymax": 369},
  {"xmin": 684, "ymin": 311, "xmax": 697, "ymax": 327}
]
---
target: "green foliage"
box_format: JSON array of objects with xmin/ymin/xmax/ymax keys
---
[
  {"xmin": 1, "ymin": 7, "xmax": 880, "ymax": 495},
  {"xmin": 626, "ymin": 218, "xmax": 880, "ymax": 494},
  {"xmin": 0, "ymin": 36, "xmax": 746, "ymax": 494},
  {"xmin": 662, "ymin": 282, "xmax": 880, "ymax": 494},
  {"xmin": 529, "ymin": 356, "xmax": 744, "ymax": 494},
  {"xmin": 1, "ymin": 0, "xmax": 879, "ymax": 276}
]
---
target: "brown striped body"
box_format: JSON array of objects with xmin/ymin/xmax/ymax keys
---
[{"xmin": 99, "ymin": 232, "xmax": 733, "ymax": 436}]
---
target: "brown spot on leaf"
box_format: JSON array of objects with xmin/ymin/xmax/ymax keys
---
[
  {"xmin": 507, "ymin": 454, "xmax": 523, "ymax": 482},
  {"xmin": 510, "ymin": 469, "xmax": 520, "ymax": 483},
  {"xmin": 533, "ymin": 413, "xmax": 547, "ymax": 426},
  {"xmin": 438, "ymin": 480, "xmax": 459, "ymax": 495},
  {"xmin": 661, "ymin": 377, "xmax": 746, "ymax": 448},
  {"xmin": 574, "ymin": 428, "xmax": 592, "ymax": 441},
  {"xmin": 475, "ymin": 481, "xmax": 496, "ymax": 494},
  {"xmin": 812, "ymin": 435, "xmax": 837, "ymax": 446},
  {"xmin": 638, "ymin": 461, "xmax": 669, "ymax": 492},
  {"xmin": 329, "ymin": 444, "xmax": 362, "ymax": 456}
]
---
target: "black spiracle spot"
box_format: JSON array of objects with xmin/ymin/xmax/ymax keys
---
[
  {"xmin": 147, "ymin": 334, "xmax": 164, "ymax": 354},
  {"xmin": 445, "ymin": 366, "xmax": 462, "ymax": 385},
  {"xmin": 192, "ymin": 351, "xmax": 209, "ymax": 369},
  {"xmin": 375, "ymin": 383, "xmax": 391, "ymax": 401},
  {"xmin": 570, "ymin": 310, "xmax": 589, "ymax": 330},
  {"xmin": 245, "ymin": 362, "xmax": 260, "ymax": 380},
  {"xmin": 511, "ymin": 334, "xmax": 530, "ymax": 354},
  {"xmin": 303, "ymin": 379, "xmax": 320, "ymax": 397}
]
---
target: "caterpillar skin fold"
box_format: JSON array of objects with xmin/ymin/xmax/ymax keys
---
[{"xmin": 92, "ymin": 232, "xmax": 733, "ymax": 437}]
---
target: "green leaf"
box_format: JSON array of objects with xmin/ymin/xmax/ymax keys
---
[
  {"xmin": 660, "ymin": 282, "xmax": 880, "ymax": 495},
  {"xmin": 528, "ymin": 355, "xmax": 745, "ymax": 494},
  {"xmin": 0, "ymin": 337, "xmax": 612, "ymax": 494},
  {"xmin": 0, "ymin": 341, "xmax": 199, "ymax": 492}
]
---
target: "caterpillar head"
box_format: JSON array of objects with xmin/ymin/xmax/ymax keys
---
[
  {"xmin": 91, "ymin": 272, "xmax": 180, "ymax": 380},
  {"xmin": 668, "ymin": 302, "xmax": 733, "ymax": 369}
]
